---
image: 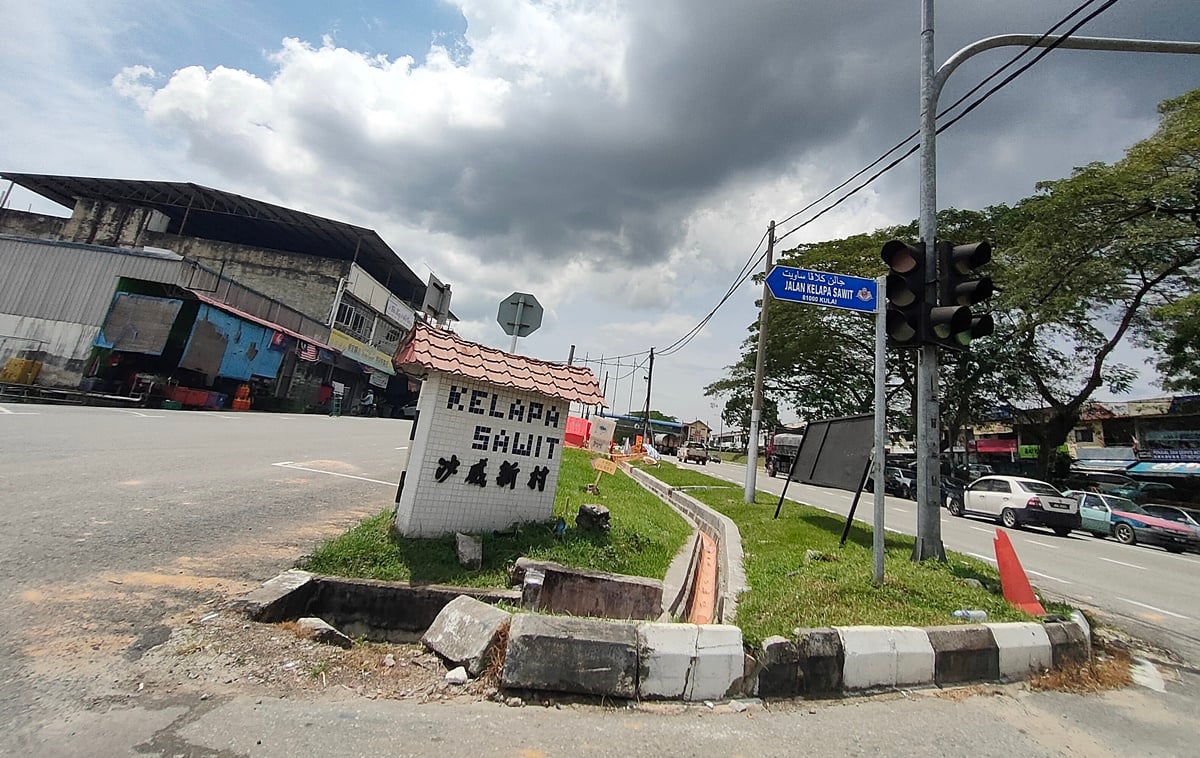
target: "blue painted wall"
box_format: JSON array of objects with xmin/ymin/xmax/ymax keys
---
[{"xmin": 185, "ymin": 304, "xmax": 285, "ymax": 381}]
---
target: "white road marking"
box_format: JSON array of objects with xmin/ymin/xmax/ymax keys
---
[
  {"xmin": 117, "ymin": 410, "xmax": 164, "ymax": 418},
  {"xmin": 271, "ymin": 461, "xmax": 395, "ymax": 486},
  {"xmin": 1026, "ymin": 570, "xmax": 1071, "ymax": 585},
  {"xmin": 1023, "ymin": 539, "xmax": 1059, "ymax": 550},
  {"xmin": 1117, "ymin": 597, "xmax": 1191, "ymax": 620},
  {"xmin": 966, "ymin": 552, "xmax": 997, "ymax": 564},
  {"xmin": 192, "ymin": 412, "xmax": 240, "ymax": 419},
  {"xmin": 968, "ymin": 526, "xmax": 992, "ymax": 534},
  {"xmin": 0, "ymin": 405, "xmax": 38, "ymax": 415},
  {"xmin": 1099, "ymin": 556, "xmax": 1146, "ymax": 570},
  {"xmin": 395, "ymin": 446, "xmax": 409, "ymax": 451}
]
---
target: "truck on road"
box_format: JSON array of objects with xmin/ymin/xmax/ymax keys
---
[
  {"xmin": 765, "ymin": 431, "xmax": 804, "ymax": 478},
  {"xmin": 681, "ymin": 440, "xmax": 709, "ymax": 465}
]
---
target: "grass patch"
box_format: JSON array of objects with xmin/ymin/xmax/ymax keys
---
[
  {"xmin": 635, "ymin": 459, "xmax": 1035, "ymax": 648},
  {"xmin": 302, "ymin": 447, "xmax": 691, "ymax": 587}
]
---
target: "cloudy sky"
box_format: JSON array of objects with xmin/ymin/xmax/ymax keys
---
[{"xmin": 3, "ymin": 0, "xmax": 1198, "ymax": 427}]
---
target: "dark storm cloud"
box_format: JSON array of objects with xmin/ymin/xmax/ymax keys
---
[{"xmin": 131, "ymin": 1, "xmax": 1200, "ymax": 269}]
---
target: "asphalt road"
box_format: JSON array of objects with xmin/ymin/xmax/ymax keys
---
[
  {"xmin": 701, "ymin": 459, "xmax": 1200, "ymax": 665},
  {"xmin": 0, "ymin": 402, "xmax": 409, "ymax": 752},
  {"xmin": 2, "ymin": 404, "xmax": 1197, "ymax": 757}
]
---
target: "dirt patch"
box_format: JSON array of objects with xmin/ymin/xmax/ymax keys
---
[
  {"xmin": 1029, "ymin": 638, "xmax": 1133, "ymax": 693},
  {"xmin": 9, "ymin": 505, "xmax": 376, "ymax": 684},
  {"xmin": 138, "ymin": 609, "xmax": 490, "ymax": 703}
]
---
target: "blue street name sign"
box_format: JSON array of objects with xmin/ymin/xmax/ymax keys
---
[{"xmin": 765, "ymin": 266, "xmax": 879, "ymax": 314}]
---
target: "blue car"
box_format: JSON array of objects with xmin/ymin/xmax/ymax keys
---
[{"xmin": 1068, "ymin": 490, "xmax": 1200, "ymax": 553}]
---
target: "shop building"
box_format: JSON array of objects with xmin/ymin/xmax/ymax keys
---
[{"xmin": 0, "ymin": 173, "xmax": 447, "ymax": 413}]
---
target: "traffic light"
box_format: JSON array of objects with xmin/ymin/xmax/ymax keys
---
[
  {"xmin": 934, "ymin": 240, "xmax": 995, "ymax": 351},
  {"xmin": 881, "ymin": 239, "xmax": 926, "ymax": 349}
]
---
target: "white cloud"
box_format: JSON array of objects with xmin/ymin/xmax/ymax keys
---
[{"xmin": 6, "ymin": 0, "xmax": 1200, "ymax": 423}]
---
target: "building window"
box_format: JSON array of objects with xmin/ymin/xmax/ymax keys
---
[
  {"xmin": 1074, "ymin": 428, "xmax": 1094, "ymax": 443},
  {"xmin": 335, "ymin": 298, "xmax": 371, "ymax": 341}
]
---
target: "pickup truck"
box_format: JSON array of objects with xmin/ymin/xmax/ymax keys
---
[{"xmin": 681, "ymin": 441, "xmax": 709, "ymax": 465}]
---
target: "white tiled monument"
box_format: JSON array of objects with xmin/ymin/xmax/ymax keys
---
[{"xmin": 392, "ymin": 322, "xmax": 605, "ymax": 538}]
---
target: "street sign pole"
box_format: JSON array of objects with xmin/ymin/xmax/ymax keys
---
[
  {"xmin": 508, "ymin": 296, "xmax": 526, "ymax": 353},
  {"xmin": 873, "ymin": 275, "xmax": 886, "ymax": 584}
]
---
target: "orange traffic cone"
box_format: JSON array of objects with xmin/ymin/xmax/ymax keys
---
[{"xmin": 994, "ymin": 529, "xmax": 1045, "ymax": 615}]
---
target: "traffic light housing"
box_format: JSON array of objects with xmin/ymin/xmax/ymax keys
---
[
  {"xmin": 934, "ymin": 240, "xmax": 995, "ymax": 351},
  {"xmin": 881, "ymin": 239, "xmax": 926, "ymax": 349}
]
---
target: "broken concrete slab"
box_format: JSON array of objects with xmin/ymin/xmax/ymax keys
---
[
  {"xmin": 226, "ymin": 569, "xmax": 315, "ymax": 622},
  {"xmin": 422, "ymin": 595, "xmax": 511, "ymax": 676},
  {"xmin": 511, "ymin": 558, "xmax": 662, "ymax": 620},
  {"xmin": 502, "ymin": 614, "xmax": 638, "ymax": 698},
  {"xmin": 296, "ymin": 617, "xmax": 353, "ymax": 649},
  {"xmin": 576, "ymin": 503, "xmax": 611, "ymax": 531},
  {"xmin": 1043, "ymin": 620, "xmax": 1089, "ymax": 669},
  {"xmin": 455, "ymin": 533, "xmax": 482, "ymax": 570}
]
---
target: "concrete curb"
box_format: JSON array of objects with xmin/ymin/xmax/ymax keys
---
[{"xmin": 235, "ymin": 571, "xmax": 1093, "ymax": 702}]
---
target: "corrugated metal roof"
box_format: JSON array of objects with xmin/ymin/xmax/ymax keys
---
[
  {"xmin": 1, "ymin": 172, "xmax": 429, "ymax": 308},
  {"xmin": 395, "ymin": 321, "xmax": 605, "ymax": 405}
]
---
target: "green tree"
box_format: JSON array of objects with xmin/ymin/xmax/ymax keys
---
[
  {"xmin": 997, "ymin": 89, "xmax": 1200, "ymax": 475},
  {"xmin": 1141, "ymin": 293, "xmax": 1200, "ymax": 391}
]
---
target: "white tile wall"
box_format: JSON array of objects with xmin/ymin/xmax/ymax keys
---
[{"xmin": 394, "ymin": 372, "xmax": 566, "ymax": 537}]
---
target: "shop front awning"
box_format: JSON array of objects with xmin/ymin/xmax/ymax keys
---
[
  {"xmin": 328, "ymin": 329, "xmax": 396, "ymax": 376},
  {"xmin": 1129, "ymin": 461, "xmax": 1200, "ymax": 476},
  {"xmin": 973, "ymin": 438, "xmax": 1018, "ymax": 454}
]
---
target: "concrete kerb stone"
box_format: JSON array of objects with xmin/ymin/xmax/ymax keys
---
[
  {"xmin": 986, "ymin": 622, "xmax": 1053, "ymax": 680},
  {"xmin": 837, "ymin": 625, "xmax": 935, "ymax": 691},
  {"xmin": 687, "ymin": 624, "xmax": 744, "ymax": 701},
  {"xmin": 925, "ymin": 624, "xmax": 1000, "ymax": 685},
  {"xmin": 502, "ymin": 614, "xmax": 640, "ymax": 698},
  {"xmin": 639, "ymin": 622, "xmax": 699, "ymax": 699}
]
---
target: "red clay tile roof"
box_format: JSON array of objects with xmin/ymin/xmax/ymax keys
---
[{"xmin": 395, "ymin": 321, "xmax": 606, "ymax": 406}]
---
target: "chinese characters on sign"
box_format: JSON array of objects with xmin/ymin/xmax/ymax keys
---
[{"xmin": 433, "ymin": 383, "xmax": 562, "ymax": 493}]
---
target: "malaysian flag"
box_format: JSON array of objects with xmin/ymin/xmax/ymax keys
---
[{"xmin": 297, "ymin": 342, "xmax": 319, "ymax": 362}]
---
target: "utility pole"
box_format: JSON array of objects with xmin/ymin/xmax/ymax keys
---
[
  {"xmin": 642, "ymin": 347, "xmax": 655, "ymax": 444},
  {"xmin": 910, "ymin": 0, "xmax": 1200, "ymax": 560},
  {"xmin": 913, "ymin": 0, "xmax": 944, "ymax": 561},
  {"xmin": 745, "ymin": 220, "xmax": 776, "ymax": 503}
]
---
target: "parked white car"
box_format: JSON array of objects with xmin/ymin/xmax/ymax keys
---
[{"xmin": 948, "ymin": 475, "xmax": 1081, "ymax": 537}]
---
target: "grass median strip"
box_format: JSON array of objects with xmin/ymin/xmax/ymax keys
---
[
  {"xmin": 302, "ymin": 447, "xmax": 690, "ymax": 587},
  {"xmin": 636, "ymin": 460, "xmax": 1035, "ymax": 648},
  {"xmin": 302, "ymin": 449, "xmax": 1044, "ymax": 650}
]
